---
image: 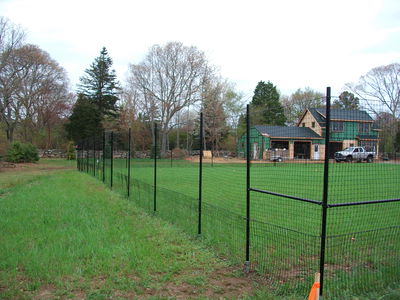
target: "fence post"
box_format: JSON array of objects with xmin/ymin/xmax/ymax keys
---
[
  {"xmin": 111, "ymin": 131, "xmax": 114, "ymax": 189},
  {"xmin": 80, "ymin": 142, "xmax": 82, "ymax": 171},
  {"xmin": 154, "ymin": 123, "xmax": 157, "ymax": 212},
  {"xmin": 198, "ymin": 112, "xmax": 203, "ymax": 235},
  {"xmin": 86, "ymin": 138, "xmax": 89, "ymax": 173},
  {"xmin": 82, "ymin": 142, "xmax": 84, "ymax": 172},
  {"xmin": 102, "ymin": 131, "xmax": 105, "ymax": 183},
  {"xmin": 77, "ymin": 142, "xmax": 80, "ymax": 171},
  {"xmin": 127, "ymin": 128, "xmax": 131, "ymax": 198},
  {"xmin": 244, "ymin": 104, "xmax": 251, "ymax": 273},
  {"xmin": 93, "ymin": 135, "xmax": 96, "ymax": 177},
  {"xmin": 319, "ymin": 86, "xmax": 331, "ymax": 297}
]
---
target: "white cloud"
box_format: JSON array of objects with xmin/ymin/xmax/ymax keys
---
[{"xmin": 1, "ymin": 0, "xmax": 399, "ymax": 98}]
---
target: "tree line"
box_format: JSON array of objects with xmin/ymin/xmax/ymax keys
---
[
  {"xmin": 1, "ymin": 16, "xmax": 399, "ymax": 156},
  {"xmin": 0, "ymin": 17, "xmax": 72, "ymax": 151}
]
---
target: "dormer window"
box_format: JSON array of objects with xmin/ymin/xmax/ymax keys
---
[
  {"xmin": 331, "ymin": 121, "xmax": 344, "ymax": 132},
  {"xmin": 358, "ymin": 123, "xmax": 370, "ymax": 133},
  {"xmin": 312, "ymin": 122, "xmax": 315, "ymax": 128},
  {"xmin": 302, "ymin": 123, "xmax": 305, "ymax": 127}
]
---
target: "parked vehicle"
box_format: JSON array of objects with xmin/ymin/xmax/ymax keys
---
[
  {"xmin": 334, "ymin": 146, "xmax": 375, "ymax": 163},
  {"xmin": 268, "ymin": 148, "xmax": 288, "ymax": 162}
]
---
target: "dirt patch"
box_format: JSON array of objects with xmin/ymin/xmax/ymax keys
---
[
  {"xmin": 113, "ymin": 290, "xmax": 140, "ymax": 299},
  {"xmin": 153, "ymin": 266, "xmax": 267, "ymax": 299},
  {"xmin": 90, "ymin": 275, "xmax": 108, "ymax": 289},
  {"xmin": 0, "ymin": 161, "xmax": 16, "ymax": 168},
  {"xmin": 186, "ymin": 156, "xmax": 325, "ymax": 164},
  {"xmin": 82, "ymin": 266, "xmax": 268, "ymax": 299},
  {"xmin": 0, "ymin": 162, "xmax": 74, "ymax": 173},
  {"xmin": 2, "ymin": 162, "xmax": 37, "ymax": 170},
  {"xmin": 71, "ymin": 290, "xmax": 86, "ymax": 300},
  {"xmin": 14, "ymin": 267, "xmax": 268, "ymax": 299},
  {"xmin": 185, "ymin": 156, "xmax": 247, "ymax": 164},
  {"xmin": 32, "ymin": 284, "xmax": 57, "ymax": 300}
]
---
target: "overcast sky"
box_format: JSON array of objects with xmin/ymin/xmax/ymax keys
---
[{"xmin": 1, "ymin": 0, "xmax": 399, "ymax": 99}]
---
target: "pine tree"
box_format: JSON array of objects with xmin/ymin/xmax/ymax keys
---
[
  {"xmin": 78, "ymin": 47, "xmax": 120, "ymax": 118},
  {"xmin": 65, "ymin": 94, "xmax": 103, "ymax": 142},
  {"xmin": 251, "ymin": 81, "xmax": 286, "ymax": 125}
]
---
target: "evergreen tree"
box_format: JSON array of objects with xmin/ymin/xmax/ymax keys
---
[
  {"xmin": 78, "ymin": 47, "xmax": 120, "ymax": 118},
  {"xmin": 250, "ymin": 81, "xmax": 286, "ymax": 125},
  {"xmin": 65, "ymin": 94, "xmax": 103, "ymax": 142}
]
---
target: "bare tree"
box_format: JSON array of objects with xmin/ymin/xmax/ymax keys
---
[
  {"xmin": 16, "ymin": 45, "xmax": 71, "ymax": 146},
  {"xmin": 0, "ymin": 17, "xmax": 26, "ymax": 142},
  {"xmin": 35, "ymin": 74, "xmax": 72, "ymax": 148},
  {"xmin": 0, "ymin": 17, "xmax": 25, "ymax": 72},
  {"xmin": 332, "ymin": 91, "xmax": 360, "ymax": 109},
  {"xmin": 376, "ymin": 112, "xmax": 397, "ymax": 153},
  {"xmin": 126, "ymin": 42, "xmax": 210, "ymax": 154},
  {"xmin": 119, "ymin": 85, "xmax": 139, "ymax": 129},
  {"xmin": 222, "ymin": 83, "xmax": 245, "ymax": 144},
  {"xmin": 202, "ymin": 76, "xmax": 228, "ymax": 153},
  {"xmin": 281, "ymin": 87, "xmax": 324, "ymax": 125},
  {"xmin": 346, "ymin": 63, "xmax": 400, "ymax": 118},
  {"xmin": 1, "ymin": 43, "xmax": 71, "ymax": 144}
]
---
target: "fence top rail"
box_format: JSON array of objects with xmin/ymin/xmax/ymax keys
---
[
  {"xmin": 249, "ymin": 187, "xmax": 400, "ymax": 208},
  {"xmin": 249, "ymin": 187, "xmax": 323, "ymax": 205},
  {"xmin": 327, "ymin": 198, "xmax": 400, "ymax": 208}
]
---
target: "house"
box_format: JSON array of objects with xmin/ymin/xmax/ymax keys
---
[
  {"xmin": 237, "ymin": 125, "xmax": 323, "ymax": 160},
  {"xmin": 237, "ymin": 108, "xmax": 380, "ymax": 160},
  {"xmin": 298, "ymin": 108, "xmax": 380, "ymax": 158}
]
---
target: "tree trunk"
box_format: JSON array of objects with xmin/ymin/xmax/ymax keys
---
[
  {"xmin": 186, "ymin": 108, "xmax": 189, "ymax": 152},
  {"xmin": 176, "ymin": 126, "xmax": 180, "ymax": 149},
  {"xmin": 160, "ymin": 123, "xmax": 169, "ymax": 156},
  {"xmin": 6, "ymin": 125, "xmax": 14, "ymax": 143},
  {"xmin": 46, "ymin": 123, "xmax": 52, "ymax": 149},
  {"xmin": 166, "ymin": 132, "xmax": 170, "ymax": 151},
  {"xmin": 203, "ymin": 126, "xmax": 206, "ymax": 151},
  {"xmin": 161, "ymin": 131, "xmax": 168, "ymax": 156}
]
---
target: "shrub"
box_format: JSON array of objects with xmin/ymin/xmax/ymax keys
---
[
  {"xmin": 171, "ymin": 148, "xmax": 187, "ymax": 159},
  {"xmin": 6, "ymin": 142, "xmax": 39, "ymax": 163}
]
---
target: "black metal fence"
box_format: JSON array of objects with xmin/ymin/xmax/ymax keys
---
[{"xmin": 76, "ymin": 87, "xmax": 399, "ymax": 299}]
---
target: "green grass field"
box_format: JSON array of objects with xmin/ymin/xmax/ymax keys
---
[
  {"xmin": 103, "ymin": 160, "xmax": 400, "ymax": 234},
  {"xmin": 1, "ymin": 159, "xmax": 398, "ymax": 299},
  {"xmin": 88, "ymin": 158, "xmax": 400, "ymax": 298},
  {"xmin": 2, "ymin": 160, "xmax": 297, "ymax": 299}
]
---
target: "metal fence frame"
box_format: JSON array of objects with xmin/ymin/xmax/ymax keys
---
[{"xmin": 76, "ymin": 86, "xmax": 400, "ymax": 298}]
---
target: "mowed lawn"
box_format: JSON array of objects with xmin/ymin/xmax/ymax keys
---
[
  {"xmin": 108, "ymin": 160, "xmax": 400, "ymax": 237},
  {"xmin": 101, "ymin": 159, "xmax": 400, "ymax": 298},
  {"xmin": 0, "ymin": 160, "xmax": 292, "ymax": 300},
  {"xmin": 76, "ymin": 157, "xmax": 400, "ymax": 298}
]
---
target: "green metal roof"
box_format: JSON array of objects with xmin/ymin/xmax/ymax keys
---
[
  {"xmin": 254, "ymin": 125, "xmax": 322, "ymax": 139},
  {"xmin": 308, "ymin": 108, "xmax": 375, "ymax": 126}
]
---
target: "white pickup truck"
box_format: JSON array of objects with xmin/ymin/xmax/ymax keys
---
[{"xmin": 334, "ymin": 146, "xmax": 375, "ymax": 163}]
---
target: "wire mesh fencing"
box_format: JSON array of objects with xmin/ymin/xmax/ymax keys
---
[
  {"xmin": 76, "ymin": 87, "xmax": 399, "ymax": 299},
  {"xmin": 323, "ymin": 96, "xmax": 400, "ymax": 298}
]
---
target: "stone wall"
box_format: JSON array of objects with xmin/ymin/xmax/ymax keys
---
[{"xmin": 39, "ymin": 149, "xmax": 67, "ymax": 158}]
